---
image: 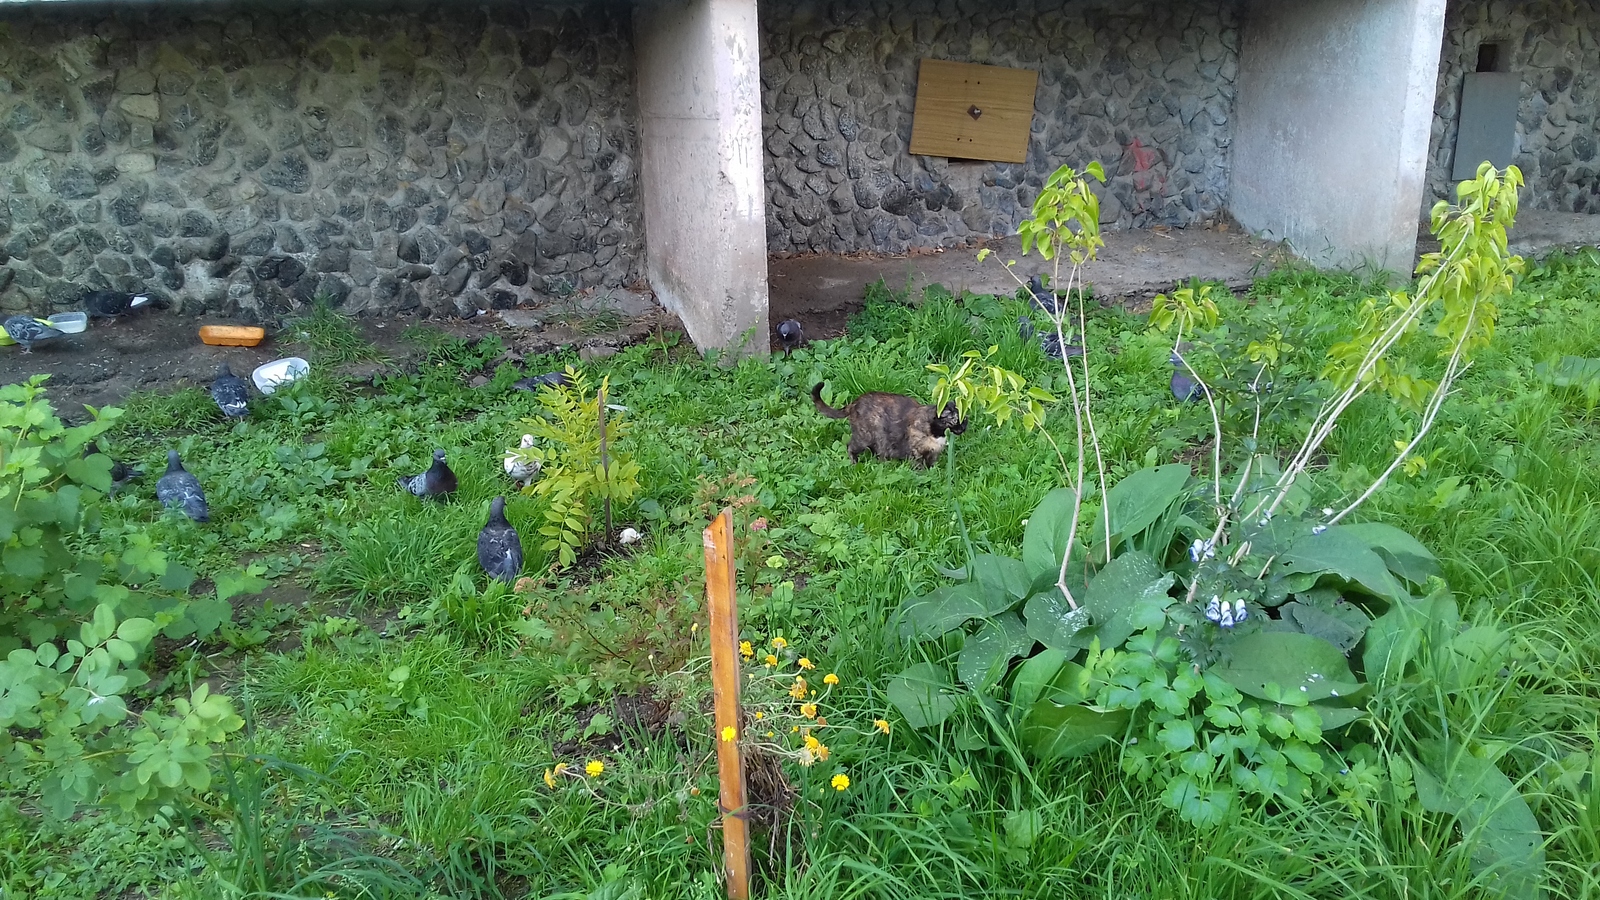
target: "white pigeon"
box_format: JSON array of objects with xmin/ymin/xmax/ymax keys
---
[{"xmin": 504, "ymin": 434, "xmax": 541, "ymax": 489}]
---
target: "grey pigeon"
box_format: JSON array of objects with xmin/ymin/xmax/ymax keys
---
[
  {"xmin": 1018, "ymin": 316, "xmax": 1082, "ymax": 360},
  {"xmin": 156, "ymin": 451, "xmax": 209, "ymax": 522},
  {"xmin": 776, "ymin": 318, "xmax": 804, "ymax": 353},
  {"xmin": 210, "ymin": 363, "xmax": 251, "ymax": 418},
  {"xmin": 512, "ymin": 371, "xmax": 570, "ymax": 392},
  {"xmin": 82, "ymin": 291, "xmax": 150, "ymax": 321},
  {"xmin": 3, "ymin": 316, "xmax": 65, "ymax": 354},
  {"xmin": 477, "ymin": 496, "xmax": 524, "ymax": 584},
  {"xmin": 398, "ymin": 449, "xmax": 457, "ymax": 499},
  {"xmin": 1041, "ymin": 330, "xmax": 1084, "ymax": 361},
  {"xmin": 1169, "ymin": 351, "xmax": 1202, "ymax": 403},
  {"xmin": 1027, "ymin": 274, "xmax": 1064, "ymax": 317},
  {"xmin": 83, "ymin": 443, "xmax": 143, "ymax": 490}
]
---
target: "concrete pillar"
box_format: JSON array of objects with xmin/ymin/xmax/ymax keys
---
[
  {"xmin": 1230, "ymin": 0, "xmax": 1448, "ymax": 275},
  {"xmin": 634, "ymin": 0, "xmax": 769, "ymax": 356}
]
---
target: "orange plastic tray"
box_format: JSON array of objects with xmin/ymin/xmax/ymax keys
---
[{"xmin": 199, "ymin": 325, "xmax": 265, "ymax": 347}]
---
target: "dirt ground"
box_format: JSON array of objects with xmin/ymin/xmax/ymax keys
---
[
  {"xmin": 1, "ymin": 222, "xmax": 1300, "ymax": 413},
  {"xmin": 767, "ymin": 222, "xmax": 1291, "ymax": 340}
]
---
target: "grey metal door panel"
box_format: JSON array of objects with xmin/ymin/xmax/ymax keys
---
[{"xmin": 1452, "ymin": 72, "xmax": 1519, "ymax": 181}]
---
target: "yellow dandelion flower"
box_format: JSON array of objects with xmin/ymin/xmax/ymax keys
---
[
  {"xmin": 797, "ymin": 657, "xmax": 815, "ymax": 670},
  {"xmin": 543, "ymin": 768, "xmax": 556, "ymax": 789},
  {"xmin": 800, "ymin": 702, "xmax": 818, "ymax": 718},
  {"xmin": 771, "ymin": 636, "xmax": 788, "ymax": 650},
  {"xmin": 764, "ymin": 654, "xmax": 778, "ymax": 668},
  {"xmin": 831, "ymin": 773, "xmax": 850, "ymax": 791},
  {"xmin": 766, "ymin": 731, "xmax": 775, "ymax": 738},
  {"xmin": 815, "ymin": 743, "xmax": 830, "ymax": 762},
  {"xmin": 804, "ymin": 734, "xmax": 821, "ymax": 751},
  {"xmin": 823, "ymin": 673, "xmax": 839, "ymax": 686},
  {"xmin": 586, "ymin": 760, "xmax": 604, "ymax": 777},
  {"xmin": 754, "ymin": 711, "xmax": 764, "ymax": 720},
  {"xmin": 721, "ymin": 725, "xmax": 738, "ymax": 742},
  {"xmin": 788, "ymin": 677, "xmax": 808, "ymax": 700},
  {"xmin": 791, "ymin": 725, "xmax": 799, "ymax": 733},
  {"xmin": 739, "ymin": 641, "xmax": 754, "ymax": 659},
  {"xmin": 873, "ymin": 719, "xmax": 891, "ymax": 735}
]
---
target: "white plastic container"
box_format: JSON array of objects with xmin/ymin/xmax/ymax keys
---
[
  {"xmin": 46, "ymin": 312, "xmax": 88, "ymax": 334},
  {"xmin": 251, "ymin": 357, "xmax": 310, "ymax": 394}
]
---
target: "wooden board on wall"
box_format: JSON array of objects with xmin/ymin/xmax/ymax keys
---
[{"xmin": 909, "ymin": 58, "xmax": 1039, "ymax": 163}]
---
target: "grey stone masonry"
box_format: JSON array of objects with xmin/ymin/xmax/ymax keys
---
[
  {"xmin": 1426, "ymin": 0, "xmax": 1600, "ymax": 215},
  {"xmin": 0, "ymin": 2, "xmax": 643, "ymax": 319},
  {"xmin": 759, "ymin": 0, "xmax": 1241, "ymax": 256}
]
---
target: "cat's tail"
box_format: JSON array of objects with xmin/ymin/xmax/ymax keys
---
[{"xmin": 811, "ymin": 383, "xmax": 848, "ymax": 419}]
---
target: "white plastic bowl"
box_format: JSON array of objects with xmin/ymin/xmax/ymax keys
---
[
  {"xmin": 47, "ymin": 312, "xmax": 88, "ymax": 334},
  {"xmin": 252, "ymin": 357, "xmax": 310, "ymax": 394}
]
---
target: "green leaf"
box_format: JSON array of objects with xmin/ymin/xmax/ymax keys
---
[
  {"xmin": 886, "ymin": 662, "xmax": 965, "ymax": 730},
  {"xmin": 1337, "ymin": 522, "xmax": 1441, "ymax": 586},
  {"xmin": 1211, "ymin": 631, "xmax": 1364, "ymax": 705},
  {"xmin": 969, "ymin": 553, "xmax": 1034, "ymax": 603},
  {"xmin": 116, "ymin": 618, "xmax": 156, "ymax": 645},
  {"xmin": 1022, "ymin": 487, "xmax": 1078, "ymax": 580},
  {"xmin": 1415, "ymin": 742, "xmax": 1546, "ymax": 899},
  {"xmin": 1157, "ymin": 719, "xmax": 1196, "ymax": 752},
  {"xmin": 1093, "ymin": 464, "xmax": 1191, "ymax": 552},
  {"xmin": 183, "ymin": 597, "xmax": 233, "ymax": 639},
  {"xmin": 1277, "ymin": 597, "xmax": 1370, "ymax": 653},
  {"xmin": 1008, "ymin": 649, "xmax": 1069, "ymax": 720},
  {"xmin": 1022, "ymin": 588, "xmax": 1092, "ymax": 653},
  {"xmin": 1081, "ymin": 551, "xmax": 1176, "ymax": 649},
  {"xmin": 215, "ymin": 568, "xmax": 269, "ymax": 603},
  {"xmin": 1020, "ymin": 698, "xmax": 1129, "ymax": 760},
  {"xmin": 1362, "ymin": 584, "xmax": 1459, "ymax": 685},
  {"xmin": 1277, "ymin": 525, "xmax": 1409, "ymax": 607},
  {"xmin": 1003, "ymin": 809, "xmax": 1044, "ymax": 849},
  {"xmin": 957, "ymin": 612, "xmax": 1033, "ymax": 692},
  {"xmin": 157, "ymin": 563, "xmax": 198, "ymax": 593},
  {"xmin": 896, "ymin": 581, "xmax": 1012, "ymax": 642}
]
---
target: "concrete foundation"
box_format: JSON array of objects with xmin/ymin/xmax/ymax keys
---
[
  {"xmin": 634, "ymin": 0, "xmax": 769, "ymax": 356},
  {"xmin": 1230, "ymin": 0, "xmax": 1448, "ymax": 275}
]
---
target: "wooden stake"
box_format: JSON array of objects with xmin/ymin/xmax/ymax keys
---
[{"xmin": 704, "ymin": 508, "xmax": 750, "ymax": 900}]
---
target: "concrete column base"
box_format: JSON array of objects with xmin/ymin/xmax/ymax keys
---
[
  {"xmin": 1231, "ymin": 0, "xmax": 1448, "ymax": 276},
  {"xmin": 634, "ymin": 0, "xmax": 769, "ymax": 357}
]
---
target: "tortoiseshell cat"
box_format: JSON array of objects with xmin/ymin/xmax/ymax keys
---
[{"xmin": 811, "ymin": 384, "xmax": 966, "ymax": 467}]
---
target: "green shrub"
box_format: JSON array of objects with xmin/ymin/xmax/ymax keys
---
[{"xmin": 1, "ymin": 376, "xmax": 243, "ymax": 817}]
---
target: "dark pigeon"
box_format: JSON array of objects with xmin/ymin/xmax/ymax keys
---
[
  {"xmin": 512, "ymin": 371, "xmax": 571, "ymax": 392},
  {"xmin": 1040, "ymin": 330, "xmax": 1084, "ymax": 361},
  {"xmin": 398, "ymin": 449, "xmax": 457, "ymax": 499},
  {"xmin": 83, "ymin": 443, "xmax": 143, "ymax": 490},
  {"xmin": 1018, "ymin": 316, "xmax": 1082, "ymax": 360},
  {"xmin": 82, "ymin": 291, "xmax": 151, "ymax": 321},
  {"xmin": 477, "ymin": 496, "xmax": 524, "ymax": 584},
  {"xmin": 210, "ymin": 363, "xmax": 251, "ymax": 418},
  {"xmin": 3, "ymin": 316, "xmax": 65, "ymax": 354},
  {"xmin": 1027, "ymin": 274, "xmax": 1065, "ymax": 317},
  {"xmin": 1170, "ymin": 351, "xmax": 1202, "ymax": 403},
  {"xmin": 776, "ymin": 318, "xmax": 804, "ymax": 354},
  {"xmin": 156, "ymin": 450, "xmax": 209, "ymax": 522}
]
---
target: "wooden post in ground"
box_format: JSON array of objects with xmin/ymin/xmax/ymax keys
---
[{"xmin": 703, "ymin": 508, "xmax": 750, "ymax": 900}]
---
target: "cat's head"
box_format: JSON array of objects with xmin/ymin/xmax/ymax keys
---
[{"xmin": 933, "ymin": 402, "xmax": 967, "ymax": 436}]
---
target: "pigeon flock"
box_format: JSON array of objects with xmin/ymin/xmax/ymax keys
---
[
  {"xmin": 27, "ymin": 285, "xmax": 1207, "ymax": 586},
  {"xmin": 3, "ymin": 290, "xmax": 151, "ymax": 353}
]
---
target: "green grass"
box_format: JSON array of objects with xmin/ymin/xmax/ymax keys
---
[{"xmin": 5, "ymin": 253, "xmax": 1600, "ymax": 899}]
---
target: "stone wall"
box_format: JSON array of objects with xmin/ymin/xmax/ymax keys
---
[
  {"xmin": 759, "ymin": 0, "xmax": 1241, "ymax": 256},
  {"xmin": 1425, "ymin": 0, "xmax": 1600, "ymax": 214},
  {"xmin": 0, "ymin": 1, "xmax": 643, "ymax": 319}
]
